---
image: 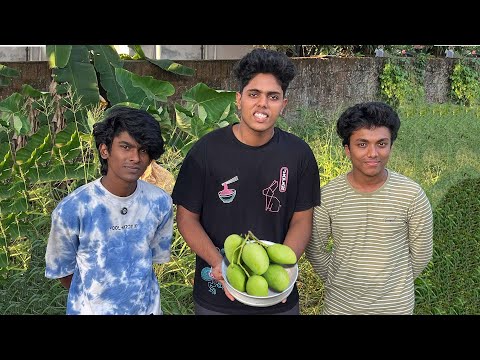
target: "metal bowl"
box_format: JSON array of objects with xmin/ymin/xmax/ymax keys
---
[{"xmin": 221, "ymin": 240, "xmax": 298, "ymax": 307}]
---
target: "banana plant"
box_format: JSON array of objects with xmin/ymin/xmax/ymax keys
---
[{"xmin": 0, "ymin": 45, "xmax": 238, "ymax": 276}]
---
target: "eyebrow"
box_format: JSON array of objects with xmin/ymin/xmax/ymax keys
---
[
  {"xmin": 354, "ymin": 137, "xmax": 390, "ymax": 143},
  {"xmin": 246, "ymin": 88, "xmax": 282, "ymax": 96},
  {"xmin": 117, "ymin": 140, "xmax": 141, "ymax": 148}
]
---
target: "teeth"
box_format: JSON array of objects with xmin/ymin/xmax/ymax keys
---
[{"xmin": 254, "ymin": 113, "xmax": 267, "ymax": 118}]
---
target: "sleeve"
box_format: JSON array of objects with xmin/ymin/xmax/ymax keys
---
[
  {"xmin": 408, "ymin": 188, "xmax": 433, "ymax": 279},
  {"xmin": 305, "ymin": 204, "xmax": 331, "ymax": 282},
  {"xmin": 151, "ymin": 196, "xmax": 174, "ymax": 264},
  {"xmin": 171, "ymin": 144, "xmax": 205, "ymax": 214},
  {"xmin": 294, "ymin": 145, "xmax": 321, "ymax": 212},
  {"xmin": 44, "ymin": 206, "xmax": 79, "ymax": 279}
]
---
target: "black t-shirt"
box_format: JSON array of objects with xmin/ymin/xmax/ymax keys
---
[{"xmin": 172, "ymin": 124, "xmax": 321, "ymax": 314}]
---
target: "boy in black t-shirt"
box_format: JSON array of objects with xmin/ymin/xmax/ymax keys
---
[{"xmin": 172, "ymin": 48, "xmax": 321, "ymax": 315}]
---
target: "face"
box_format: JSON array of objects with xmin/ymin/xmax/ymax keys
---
[
  {"xmin": 100, "ymin": 131, "xmax": 151, "ymax": 185},
  {"xmin": 236, "ymin": 73, "xmax": 287, "ymax": 135},
  {"xmin": 345, "ymin": 126, "xmax": 393, "ymax": 180}
]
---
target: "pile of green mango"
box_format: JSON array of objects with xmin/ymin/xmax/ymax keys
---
[{"xmin": 224, "ymin": 231, "xmax": 297, "ymax": 297}]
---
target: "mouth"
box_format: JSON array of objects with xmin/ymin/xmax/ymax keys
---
[
  {"xmin": 125, "ymin": 166, "xmax": 141, "ymax": 172},
  {"xmin": 253, "ymin": 112, "xmax": 268, "ymax": 122}
]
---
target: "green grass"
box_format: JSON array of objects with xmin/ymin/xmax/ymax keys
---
[
  {"xmin": 1, "ymin": 103, "xmax": 479, "ymax": 315},
  {"xmin": 289, "ymin": 103, "xmax": 480, "ymax": 315}
]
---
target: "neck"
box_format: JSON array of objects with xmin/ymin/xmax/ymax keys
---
[
  {"xmin": 101, "ymin": 175, "xmax": 137, "ymax": 197},
  {"xmin": 233, "ymin": 123, "xmax": 275, "ymax": 146},
  {"xmin": 347, "ymin": 169, "xmax": 388, "ymax": 192}
]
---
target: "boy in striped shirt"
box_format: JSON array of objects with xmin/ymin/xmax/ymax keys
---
[{"xmin": 306, "ymin": 102, "xmax": 433, "ymax": 314}]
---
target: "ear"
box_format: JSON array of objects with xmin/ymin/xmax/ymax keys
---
[
  {"xmin": 99, "ymin": 144, "xmax": 109, "ymax": 159},
  {"xmin": 344, "ymin": 144, "xmax": 351, "ymax": 159},
  {"xmin": 282, "ymin": 98, "xmax": 288, "ymax": 110},
  {"xmin": 236, "ymin": 92, "xmax": 241, "ymax": 110}
]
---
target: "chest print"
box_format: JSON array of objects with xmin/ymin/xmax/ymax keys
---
[
  {"xmin": 263, "ymin": 180, "xmax": 281, "ymax": 212},
  {"xmin": 218, "ymin": 176, "xmax": 238, "ymax": 204},
  {"xmin": 201, "ymin": 267, "xmax": 223, "ymax": 294},
  {"xmin": 279, "ymin": 167, "xmax": 289, "ymax": 192}
]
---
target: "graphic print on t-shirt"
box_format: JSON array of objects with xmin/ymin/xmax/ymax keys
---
[
  {"xmin": 218, "ymin": 176, "xmax": 238, "ymax": 204},
  {"xmin": 201, "ymin": 266, "xmax": 223, "ymax": 294},
  {"xmin": 279, "ymin": 167, "xmax": 289, "ymax": 192},
  {"xmin": 201, "ymin": 247, "xmax": 224, "ymax": 295},
  {"xmin": 263, "ymin": 180, "xmax": 281, "ymax": 212}
]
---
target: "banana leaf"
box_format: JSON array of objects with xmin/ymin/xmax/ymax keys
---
[
  {"xmin": 46, "ymin": 45, "xmax": 72, "ymax": 68},
  {"xmin": 52, "ymin": 46, "xmax": 100, "ymax": 107},
  {"xmin": 115, "ymin": 68, "xmax": 150, "ymax": 106},
  {"xmin": 0, "ymin": 93, "xmax": 30, "ymax": 135},
  {"xmin": 182, "ymin": 83, "xmax": 236, "ymax": 124},
  {"xmin": 0, "ymin": 142, "xmax": 13, "ymax": 182},
  {"xmin": 15, "ymin": 126, "xmax": 51, "ymax": 166},
  {"xmin": 87, "ymin": 45, "xmax": 127, "ymax": 105},
  {"xmin": 0, "ymin": 64, "xmax": 19, "ymax": 78},
  {"xmin": 147, "ymin": 58, "xmax": 195, "ymax": 76}
]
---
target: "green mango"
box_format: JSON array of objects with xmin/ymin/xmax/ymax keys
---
[
  {"xmin": 262, "ymin": 264, "xmax": 290, "ymax": 292},
  {"xmin": 246, "ymin": 275, "xmax": 269, "ymax": 296},
  {"xmin": 226, "ymin": 263, "xmax": 246, "ymax": 292},
  {"xmin": 224, "ymin": 234, "xmax": 244, "ymax": 263},
  {"xmin": 241, "ymin": 243, "xmax": 270, "ymax": 275},
  {"xmin": 266, "ymin": 243, "xmax": 297, "ymax": 265}
]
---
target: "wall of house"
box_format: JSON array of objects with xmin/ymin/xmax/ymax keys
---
[
  {"xmin": 0, "ymin": 46, "xmax": 253, "ymax": 62},
  {"xmin": 0, "ymin": 57, "xmax": 461, "ymax": 120},
  {"xmin": 0, "ymin": 46, "xmax": 46, "ymax": 61},
  {"xmin": 138, "ymin": 45, "xmax": 254, "ymax": 60}
]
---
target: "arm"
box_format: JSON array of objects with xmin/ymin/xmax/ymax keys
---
[
  {"xmin": 45, "ymin": 206, "xmax": 79, "ymax": 285},
  {"xmin": 176, "ymin": 205, "xmax": 234, "ymax": 301},
  {"xmin": 281, "ymin": 208, "xmax": 314, "ymax": 304},
  {"xmin": 305, "ymin": 205, "xmax": 332, "ymax": 282},
  {"xmin": 152, "ymin": 200, "xmax": 174, "ymax": 264},
  {"xmin": 59, "ymin": 274, "xmax": 73, "ymax": 289},
  {"xmin": 285, "ymin": 143, "xmax": 321, "ymax": 260},
  {"xmin": 409, "ymin": 189, "xmax": 433, "ymax": 279},
  {"xmin": 283, "ymin": 208, "xmax": 314, "ymax": 260}
]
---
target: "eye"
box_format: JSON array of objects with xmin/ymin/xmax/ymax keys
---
[
  {"xmin": 269, "ymin": 94, "xmax": 280, "ymax": 100},
  {"xmin": 358, "ymin": 143, "xmax": 367, "ymax": 148},
  {"xmin": 249, "ymin": 92, "xmax": 258, "ymax": 98},
  {"xmin": 140, "ymin": 148, "xmax": 148, "ymax": 153},
  {"xmin": 121, "ymin": 144, "xmax": 130, "ymax": 150}
]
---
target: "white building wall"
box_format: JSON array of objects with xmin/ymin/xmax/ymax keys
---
[
  {"xmin": 0, "ymin": 45, "xmax": 253, "ymax": 62},
  {"xmin": 136, "ymin": 45, "xmax": 253, "ymax": 60},
  {"xmin": 0, "ymin": 46, "xmax": 47, "ymax": 61}
]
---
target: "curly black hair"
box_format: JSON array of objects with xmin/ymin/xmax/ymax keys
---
[
  {"xmin": 336, "ymin": 102, "xmax": 401, "ymax": 147},
  {"xmin": 233, "ymin": 48, "xmax": 296, "ymax": 96},
  {"xmin": 93, "ymin": 106, "xmax": 164, "ymax": 175}
]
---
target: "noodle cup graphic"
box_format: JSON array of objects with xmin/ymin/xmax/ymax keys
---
[{"xmin": 218, "ymin": 186, "xmax": 236, "ymax": 203}]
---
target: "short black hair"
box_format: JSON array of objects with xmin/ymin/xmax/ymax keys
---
[
  {"xmin": 336, "ymin": 102, "xmax": 401, "ymax": 147},
  {"xmin": 233, "ymin": 48, "xmax": 296, "ymax": 96},
  {"xmin": 93, "ymin": 106, "xmax": 164, "ymax": 175}
]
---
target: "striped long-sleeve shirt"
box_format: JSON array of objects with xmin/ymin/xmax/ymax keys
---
[{"xmin": 305, "ymin": 169, "xmax": 433, "ymax": 314}]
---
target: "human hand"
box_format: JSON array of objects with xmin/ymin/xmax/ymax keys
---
[{"xmin": 211, "ymin": 263, "xmax": 235, "ymax": 301}]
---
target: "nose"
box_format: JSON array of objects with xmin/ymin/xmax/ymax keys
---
[
  {"xmin": 130, "ymin": 150, "xmax": 141, "ymax": 162},
  {"xmin": 257, "ymin": 94, "xmax": 268, "ymax": 107},
  {"xmin": 367, "ymin": 144, "xmax": 378, "ymax": 157}
]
